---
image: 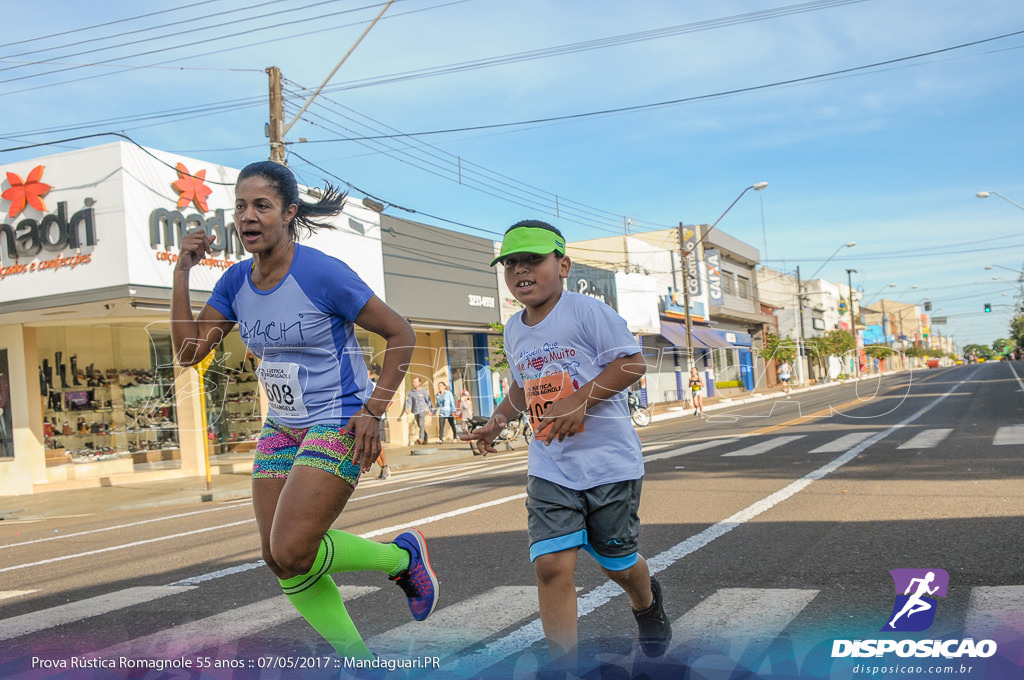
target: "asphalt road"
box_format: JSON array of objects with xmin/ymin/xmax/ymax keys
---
[{"xmin": 1, "ymin": 362, "xmax": 1022, "ymax": 680}]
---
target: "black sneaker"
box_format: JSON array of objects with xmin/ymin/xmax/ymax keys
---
[{"xmin": 633, "ymin": 576, "xmax": 672, "ymax": 657}]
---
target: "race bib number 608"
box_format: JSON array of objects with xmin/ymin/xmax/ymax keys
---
[{"xmin": 257, "ymin": 360, "xmax": 309, "ymax": 418}]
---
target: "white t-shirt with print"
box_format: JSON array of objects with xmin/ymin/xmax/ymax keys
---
[{"xmin": 505, "ymin": 291, "xmax": 643, "ymax": 490}]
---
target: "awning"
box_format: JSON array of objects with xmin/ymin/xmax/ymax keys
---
[
  {"xmin": 659, "ymin": 321, "xmax": 709, "ymax": 349},
  {"xmin": 692, "ymin": 327, "xmax": 734, "ymax": 349}
]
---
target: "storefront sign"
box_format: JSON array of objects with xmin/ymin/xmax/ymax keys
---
[
  {"xmin": 705, "ymin": 249, "xmax": 723, "ymax": 305},
  {"xmin": 568, "ymin": 262, "xmax": 618, "ymax": 310},
  {"xmin": 1, "ymin": 164, "xmax": 98, "ymax": 275},
  {"xmin": 682, "ymin": 227, "xmax": 702, "ymax": 297}
]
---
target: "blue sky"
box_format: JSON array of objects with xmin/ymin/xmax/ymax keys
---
[{"xmin": 3, "ymin": 0, "xmax": 1024, "ymax": 348}]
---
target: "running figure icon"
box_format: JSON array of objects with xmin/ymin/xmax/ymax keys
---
[{"xmin": 888, "ymin": 571, "xmax": 939, "ymax": 628}]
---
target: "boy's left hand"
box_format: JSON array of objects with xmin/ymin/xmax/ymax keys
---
[{"xmin": 536, "ymin": 394, "xmax": 586, "ymax": 444}]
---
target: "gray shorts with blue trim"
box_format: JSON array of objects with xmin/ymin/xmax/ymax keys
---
[{"xmin": 526, "ymin": 475, "xmax": 643, "ymax": 572}]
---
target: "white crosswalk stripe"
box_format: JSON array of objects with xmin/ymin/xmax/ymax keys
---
[
  {"xmin": 91, "ymin": 586, "xmax": 378, "ymax": 659},
  {"xmin": 0, "ymin": 586, "xmax": 196, "ymax": 641},
  {"xmin": 0, "ymin": 590, "xmax": 37, "ymax": 602},
  {"xmin": 963, "ymin": 586, "xmax": 1024, "ymax": 640},
  {"xmin": 897, "ymin": 428, "xmax": 953, "ymax": 449},
  {"xmin": 369, "ymin": 586, "xmax": 539, "ymax": 659},
  {"xmin": 666, "ymin": 588, "xmax": 818, "ymax": 660},
  {"xmin": 993, "ymin": 425, "xmax": 1024, "ymax": 446},
  {"xmin": 809, "ymin": 432, "xmax": 879, "ymax": 453},
  {"xmin": 721, "ymin": 435, "xmax": 805, "ymax": 457},
  {"xmin": 7, "ymin": 581, "xmax": 1023, "ymax": 678}
]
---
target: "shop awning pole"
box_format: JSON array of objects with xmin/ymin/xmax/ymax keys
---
[{"xmin": 196, "ymin": 353, "xmax": 215, "ymax": 491}]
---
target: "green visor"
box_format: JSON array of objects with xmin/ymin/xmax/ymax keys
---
[{"xmin": 490, "ymin": 227, "xmax": 566, "ymax": 267}]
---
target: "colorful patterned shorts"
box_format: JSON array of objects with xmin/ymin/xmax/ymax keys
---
[{"xmin": 253, "ymin": 417, "xmax": 362, "ymax": 487}]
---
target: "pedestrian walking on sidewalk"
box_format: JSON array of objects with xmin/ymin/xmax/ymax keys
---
[
  {"xmin": 367, "ymin": 368, "xmax": 390, "ymax": 479},
  {"xmin": 688, "ymin": 366, "xmax": 705, "ymax": 418},
  {"xmin": 170, "ymin": 161, "xmax": 436, "ymax": 661},
  {"xmin": 403, "ymin": 377, "xmax": 431, "ymax": 444},
  {"xmin": 463, "ymin": 220, "xmax": 671, "ymax": 674},
  {"xmin": 457, "ymin": 389, "xmax": 474, "ymax": 435},
  {"xmin": 433, "ymin": 381, "xmax": 457, "ymax": 443}
]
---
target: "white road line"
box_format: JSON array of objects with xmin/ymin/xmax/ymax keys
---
[
  {"xmin": 721, "ymin": 435, "xmax": 805, "ymax": 457},
  {"xmin": 0, "ymin": 590, "xmax": 37, "ymax": 601},
  {"xmin": 360, "ymin": 493, "xmax": 527, "ymax": 540},
  {"xmin": 0, "ymin": 586, "xmax": 196, "ymax": 641},
  {"xmin": 809, "ymin": 432, "xmax": 878, "ymax": 453},
  {"xmin": 0, "ymin": 501, "xmax": 250, "ymax": 551},
  {"xmin": 643, "ymin": 438, "xmax": 742, "ymax": 463},
  {"xmin": 667, "ymin": 588, "xmax": 818, "ymax": 660},
  {"xmin": 896, "ymin": 428, "xmax": 953, "ymax": 449},
  {"xmin": 1006, "ymin": 360, "xmax": 1024, "ymax": 393},
  {"xmin": 0, "ymin": 519, "xmax": 254, "ymax": 574},
  {"xmin": 993, "ymin": 425, "xmax": 1024, "ymax": 446},
  {"xmin": 369, "ymin": 586, "xmax": 539, "ymax": 659},
  {"xmin": 963, "ymin": 586, "xmax": 1024, "ymax": 640},
  {"xmin": 90, "ymin": 586, "xmax": 378, "ymax": 659},
  {"xmin": 450, "ymin": 368, "xmax": 979, "ymax": 678}
]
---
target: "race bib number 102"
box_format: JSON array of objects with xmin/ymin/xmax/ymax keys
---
[
  {"xmin": 257, "ymin": 361, "xmax": 309, "ymax": 418},
  {"xmin": 524, "ymin": 371, "xmax": 584, "ymax": 441}
]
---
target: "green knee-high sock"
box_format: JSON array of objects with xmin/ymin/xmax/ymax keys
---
[
  {"xmin": 280, "ymin": 541, "xmax": 372, "ymax": 660},
  {"xmin": 321, "ymin": 529, "xmax": 410, "ymax": 576}
]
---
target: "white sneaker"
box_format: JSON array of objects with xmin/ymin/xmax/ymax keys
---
[{"xmin": 377, "ymin": 466, "xmax": 391, "ymax": 480}]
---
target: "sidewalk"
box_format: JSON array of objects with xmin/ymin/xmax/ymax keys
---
[
  {"xmin": 0, "ymin": 379, "xmax": 855, "ymax": 521},
  {"xmin": 0, "ymin": 437, "xmax": 527, "ymax": 521}
]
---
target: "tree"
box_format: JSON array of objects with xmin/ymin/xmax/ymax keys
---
[
  {"xmin": 962, "ymin": 343, "xmax": 994, "ymax": 360},
  {"xmin": 992, "ymin": 337, "xmax": 1013, "ymax": 357},
  {"xmin": 759, "ymin": 332, "xmax": 797, "ymax": 364},
  {"xmin": 864, "ymin": 345, "xmax": 894, "ymax": 360},
  {"xmin": 488, "ymin": 322, "xmax": 508, "ymax": 370},
  {"xmin": 1011, "ymin": 315, "xmax": 1024, "ymax": 352}
]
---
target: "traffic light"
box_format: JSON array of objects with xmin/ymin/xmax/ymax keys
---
[{"xmin": 984, "ymin": 303, "xmax": 992, "ymax": 313}]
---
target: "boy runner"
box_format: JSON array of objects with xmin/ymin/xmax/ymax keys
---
[{"xmin": 464, "ymin": 220, "xmax": 672, "ymax": 670}]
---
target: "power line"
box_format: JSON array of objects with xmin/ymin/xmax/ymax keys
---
[
  {"xmin": 0, "ymin": 0, "xmax": 230, "ymax": 50},
  {"xmin": 298, "ymin": 27, "xmax": 1024, "ymax": 143}
]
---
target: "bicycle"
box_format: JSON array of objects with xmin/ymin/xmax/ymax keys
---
[
  {"xmin": 465, "ymin": 412, "xmax": 532, "ymax": 451},
  {"xmin": 628, "ymin": 391, "xmax": 652, "ymax": 427}
]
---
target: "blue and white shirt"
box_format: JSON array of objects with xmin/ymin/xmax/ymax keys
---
[
  {"xmin": 206, "ymin": 243, "xmax": 374, "ymax": 428},
  {"xmin": 506, "ymin": 291, "xmax": 643, "ymax": 490}
]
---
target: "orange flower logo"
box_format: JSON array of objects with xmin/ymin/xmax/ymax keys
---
[
  {"xmin": 2, "ymin": 165, "xmax": 52, "ymax": 218},
  {"xmin": 171, "ymin": 162, "xmax": 213, "ymax": 213}
]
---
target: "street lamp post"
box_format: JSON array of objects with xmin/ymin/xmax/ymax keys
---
[
  {"xmin": 846, "ymin": 268, "xmax": 858, "ymax": 374},
  {"xmin": 677, "ymin": 182, "xmax": 768, "ymax": 370},
  {"xmin": 794, "ymin": 241, "xmax": 856, "ymax": 384},
  {"xmin": 977, "ymin": 191, "xmax": 1024, "ymax": 212}
]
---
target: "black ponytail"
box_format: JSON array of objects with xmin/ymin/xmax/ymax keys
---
[{"xmin": 237, "ymin": 161, "xmax": 349, "ymax": 240}]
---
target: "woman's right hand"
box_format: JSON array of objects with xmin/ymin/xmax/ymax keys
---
[{"xmin": 176, "ymin": 232, "xmax": 215, "ymax": 273}]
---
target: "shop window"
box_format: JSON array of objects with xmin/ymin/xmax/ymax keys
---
[
  {"xmin": 38, "ymin": 325, "xmax": 181, "ymax": 466},
  {"xmin": 721, "ymin": 272, "xmax": 737, "ymax": 296},
  {"xmin": 737, "ymin": 275, "xmax": 752, "ymax": 300},
  {"xmin": 203, "ymin": 333, "xmax": 263, "ymax": 451},
  {"xmin": 0, "ymin": 350, "xmax": 13, "ymax": 459}
]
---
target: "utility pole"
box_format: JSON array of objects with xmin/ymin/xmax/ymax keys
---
[
  {"xmin": 846, "ymin": 268, "xmax": 858, "ymax": 375},
  {"xmin": 677, "ymin": 223, "xmax": 696, "ymax": 366},
  {"xmin": 265, "ymin": 0, "xmax": 395, "ymax": 166},
  {"xmin": 267, "ymin": 66, "xmax": 286, "ymax": 164},
  {"xmin": 796, "ymin": 265, "xmax": 806, "ymax": 384}
]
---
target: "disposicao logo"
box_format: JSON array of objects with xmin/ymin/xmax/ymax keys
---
[
  {"xmin": 831, "ymin": 568, "xmax": 997, "ymax": 660},
  {"xmin": 883, "ymin": 568, "xmax": 948, "ymax": 632}
]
